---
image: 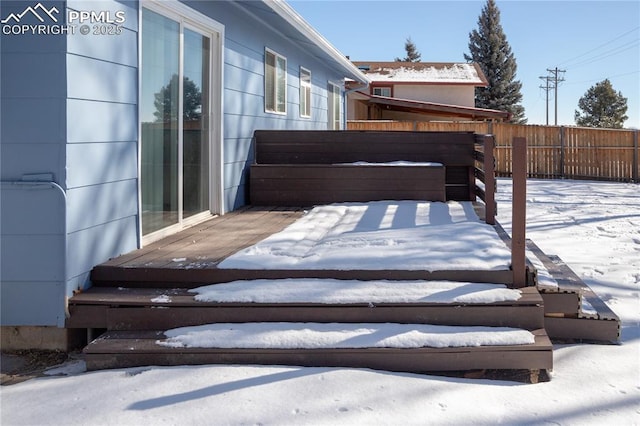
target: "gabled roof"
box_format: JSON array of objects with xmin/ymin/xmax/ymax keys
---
[
  {"xmin": 234, "ymin": 1, "xmax": 369, "ymax": 85},
  {"xmin": 352, "ymin": 61, "xmax": 488, "ymax": 86}
]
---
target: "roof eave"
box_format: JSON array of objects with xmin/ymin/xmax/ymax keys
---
[
  {"xmin": 367, "ymin": 95, "xmax": 510, "ymax": 121},
  {"xmin": 264, "ymin": 0, "xmax": 370, "ymax": 85}
]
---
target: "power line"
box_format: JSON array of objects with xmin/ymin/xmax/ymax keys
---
[
  {"xmin": 558, "ymin": 26, "xmax": 640, "ymax": 68},
  {"xmin": 563, "ymin": 70, "xmax": 640, "ymax": 86},
  {"xmin": 566, "ymin": 40, "xmax": 640, "ymax": 69}
]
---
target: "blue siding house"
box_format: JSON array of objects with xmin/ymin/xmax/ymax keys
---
[{"xmin": 0, "ymin": 0, "xmax": 369, "ymax": 348}]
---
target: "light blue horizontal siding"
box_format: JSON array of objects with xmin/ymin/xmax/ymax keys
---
[
  {"xmin": 223, "ymin": 137, "xmax": 253, "ymax": 165},
  {"xmin": 66, "ymin": 215, "xmax": 138, "ymax": 283},
  {"xmin": 224, "ymin": 184, "xmax": 246, "ymax": 211},
  {"xmin": 0, "ymin": 184, "xmax": 65, "ymax": 235},
  {"xmin": 63, "ymin": 3, "xmax": 140, "ymax": 300},
  {"xmin": 0, "ymin": 144, "xmax": 63, "ymax": 181},
  {"xmin": 67, "ymin": 100, "xmax": 137, "ymax": 143},
  {"xmin": 1, "ymin": 235, "xmax": 64, "ymax": 282},
  {"xmin": 0, "ymin": 98, "xmax": 66, "ymax": 145},
  {"xmin": 66, "ymin": 179, "xmax": 138, "ymax": 233},
  {"xmin": 66, "ymin": 54, "xmax": 137, "ymax": 104},
  {"xmin": 67, "ymin": 26, "xmax": 138, "ymax": 67},
  {"xmin": 1, "ymin": 53, "xmax": 66, "ymax": 99},
  {"xmin": 1, "ymin": 282, "xmax": 64, "ymax": 326},
  {"xmin": 0, "ymin": 184, "xmax": 66, "ymax": 326},
  {"xmin": 0, "ymin": 9, "xmax": 68, "ymax": 328},
  {"xmin": 66, "ymin": 141, "xmax": 137, "ymax": 188}
]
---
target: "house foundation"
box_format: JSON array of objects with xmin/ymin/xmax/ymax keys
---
[{"xmin": 1, "ymin": 326, "xmax": 85, "ymax": 352}]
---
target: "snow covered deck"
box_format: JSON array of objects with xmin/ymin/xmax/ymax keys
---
[
  {"xmin": 79, "ymin": 200, "xmax": 553, "ymax": 377},
  {"xmin": 90, "ymin": 201, "xmax": 521, "ymax": 288}
]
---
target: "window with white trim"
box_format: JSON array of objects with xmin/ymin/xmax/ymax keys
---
[
  {"xmin": 300, "ymin": 67, "xmax": 311, "ymax": 118},
  {"xmin": 373, "ymin": 87, "xmax": 392, "ymax": 97},
  {"xmin": 265, "ymin": 48, "xmax": 286, "ymax": 114},
  {"xmin": 327, "ymin": 82, "xmax": 341, "ymax": 130}
]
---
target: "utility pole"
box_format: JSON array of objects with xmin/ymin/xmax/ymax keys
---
[
  {"xmin": 539, "ymin": 75, "xmax": 553, "ymax": 125},
  {"xmin": 546, "ymin": 67, "xmax": 566, "ymax": 125}
]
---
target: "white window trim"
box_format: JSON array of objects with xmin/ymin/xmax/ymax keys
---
[
  {"xmin": 328, "ymin": 80, "xmax": 342, "ymax": 130},
  {"xmin": 299, "ymin": 66, "xmax": 311, "ymax": 118},
  {"xmin": 138, "ymin": 0, "xmax": 225, "ymax": 246},
  {"xmin": 373, "ymin": 86, "xmax": 392, "ymax": 97},
  {"xmin": 264, "ymin": 47, "xmax": 287, "ymax": 115}
]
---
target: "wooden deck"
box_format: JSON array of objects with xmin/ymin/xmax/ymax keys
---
[
  {"xmin": 71, "ymin": 131, "xmax": 618, "ymax": 378},
  {"xmin": 90, "ymin": 205, "xmax": 517, "ymax": 288},
  {"xmin": 76, "ymin": 203, "xmax": 557, "ymax": 378}
]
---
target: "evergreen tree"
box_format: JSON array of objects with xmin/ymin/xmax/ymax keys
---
[
  {"xmin": 395, "ymin": 37, "xmax": 422, "ymax": 62},
  {"xmin": 574, "ymin": 79, "xmax": 628, "ymax": 128},
  {"xmin": 154, "ymin": 74, "xmax": 202, "ymax": 122},
  {"xmin": 464, "ymin": 0, "xmax": 526, "ymax": 123}
]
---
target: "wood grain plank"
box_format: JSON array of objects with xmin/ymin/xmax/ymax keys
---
[
  {"xmin": 85, "ymin": 329, "xmax": 552, "ymax": 372},
  {"xmin": 90, "ymin": 268, "xmax": 515, "ymax": 288}
]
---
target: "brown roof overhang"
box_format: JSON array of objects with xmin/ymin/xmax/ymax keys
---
[{"xmin": 367, "ymin": 95, "xmax": 511, "ymax": 121}]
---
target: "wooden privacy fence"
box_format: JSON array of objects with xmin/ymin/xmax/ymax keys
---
[{"xmin": 348, "ymin": 121, "xmax": 640, "ymax": 182}]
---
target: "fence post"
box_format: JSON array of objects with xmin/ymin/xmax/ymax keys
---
[
  {"xmin": 634, "ymin": 130, "xmax": 638, "ymax": 183},
  {"xmin": 559, "ymin": 126, "xmax": 566, "ymax": 179},
  {"xmin": 512, "ymin": 137, "xmax": 527, "ymax": 288},
  {"xmin": 483, "ymin": 135, "xmax": 496, "ymax": 225}
]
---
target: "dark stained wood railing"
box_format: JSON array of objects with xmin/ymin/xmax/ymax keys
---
[
  {"xmin": 511, "ymin": 137, "xmax": 528, "ymax": 287},
  {"xmin": 474, "ymin": 134, "xmax": 496, "ymax": 225}
]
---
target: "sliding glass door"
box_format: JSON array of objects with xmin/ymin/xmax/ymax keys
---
[{"xmin": 140, "ymin": 7, "xmax": 214, "ymax": 238}]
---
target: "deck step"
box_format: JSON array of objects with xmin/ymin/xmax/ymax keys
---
[
  {"xmin": 90, "ymin": 267, "xmax": 516, "ymax": 288},
  {"xmin": 84, "ymin": 328, "xmax": 553, "ymax": 374},
  {"xmin": 526, "ymin": 240, "xmax": 620, "ymax": 343},
  {"xmin": 66, "ymin": 285, "xmax": 544, "ymax": 331}
]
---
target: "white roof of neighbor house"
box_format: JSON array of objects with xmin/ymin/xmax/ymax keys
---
[{"xmin": 352, "ymin": 62, "xmax": 488, "ymax": 86}]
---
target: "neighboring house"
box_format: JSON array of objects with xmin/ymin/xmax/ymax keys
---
[
  {"xmin": 348, "ymin": 61, "xmax": 509, "ymax": 122},
  {"xmin": 0, "ymin": 0, "xmax": 368, "ymax": 348}
]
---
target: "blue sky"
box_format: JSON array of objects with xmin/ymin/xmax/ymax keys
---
[{"xmin": 289, "ymin": 1, "xmax": 639, "ymax": 128}]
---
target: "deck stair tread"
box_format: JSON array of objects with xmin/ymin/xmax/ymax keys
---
[
  {"xmin": 525, "ymin": 240, "xmax": 620, "ymax": 343},
  {"xmin": 83, "ymin": 328, "xmax": 553, "ymax": 373},
  {"xmin": 69, "ymin": 285, "xmax": 543, "ymax": 306},
  {"xmin": 67, "ymin": 285, "xmax": 544, "ymax": 331},
  {"xmin": 89, "ymin": 268, "xmax": 516, "ymax": 288}
]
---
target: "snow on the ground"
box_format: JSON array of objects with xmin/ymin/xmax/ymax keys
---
[
  {"xmin": 496, "ymin": 178, "xmax": 640, "ymax": 338},
  {"xmin": 160, "ymin": 323, "xmax": 535, "ymax": 349},
  {"xmin": 191, "ymin": 279, "xmax": 522, "ymax": 304},
  {"xmin": 219, "ymin": 200, "xmax": 513, "ymax": 271},
  {"xmin": 2, "ymin": 179, "xmax": 639, "ymax": 425}
]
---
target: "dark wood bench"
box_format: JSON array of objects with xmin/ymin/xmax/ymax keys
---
[
  {"xmin": 250, "ymin": 130, "xmax": 480, "ymax": 206},
  {"xmin": 251, "ymin": 162, "xmax": 446, "ymax": 205}
]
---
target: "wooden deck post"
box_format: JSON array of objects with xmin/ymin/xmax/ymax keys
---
[
  {"xmin": 483, "ymin": 135, "xmax": 496, "ymax": 225},
  {"xmin": 633, "ymin": 130, "xmax": 638, "ymax": 183},
  {"xmin": 511, "ymin": 137, "xmax": 527, "ymax": 288}
]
